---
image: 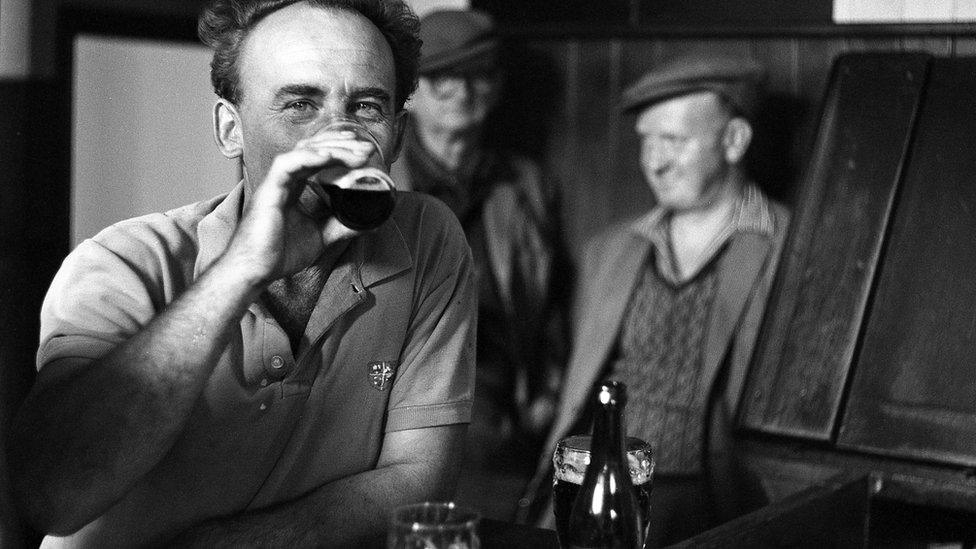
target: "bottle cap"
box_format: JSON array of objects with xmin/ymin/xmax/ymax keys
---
[{"xmin": 597, "ymin": 380, "xmax": 627, "ymax": 407}]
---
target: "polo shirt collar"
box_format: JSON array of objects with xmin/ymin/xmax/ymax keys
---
[
  {"xmin": 193, "ymin": 180, "xmax": 412, "ymax": 289},
  {"xmin": 357, "ymin": 213, "xmax": 412, "ymax": 288},
  {"xmin": 194, "ymin": 181, "xmax": 246, "ymax": 280}
]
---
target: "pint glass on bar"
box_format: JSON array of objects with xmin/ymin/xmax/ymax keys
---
[{"xmin": 552, "ymin": 435, "xmax": 654, "ymax": 548}]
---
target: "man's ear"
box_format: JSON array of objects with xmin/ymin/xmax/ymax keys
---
[
  {"xmin": 213, "ymin": 98, "xmax": 244, "ymax": 159},
  {"xmin": 722, "ymin": 117, "xmax": 753, "ymax": 164},
  {"xmin": 389, "ymin": 108, "xmax": 409, "ymax": 166}
]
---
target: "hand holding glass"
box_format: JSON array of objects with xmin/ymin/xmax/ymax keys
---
[{"xmin": 306, "ymin": 121, "xmax": 397, "ymax": 231}]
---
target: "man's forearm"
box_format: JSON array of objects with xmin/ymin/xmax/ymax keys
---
[
  {"xmin": 8, "ymin": 255, "xmax": 267, "ymax": 535},
  {"xmin": 174, "ymin": 425, "xmax": 465, "ymax": 548},
  {"xmin": 180, "ymin": 462, "xmax": 451, "ymax": 548}
]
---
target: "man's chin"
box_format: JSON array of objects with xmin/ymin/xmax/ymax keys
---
[
  {"xmin": 653, "ymin": 194, "xmax": 700, "ymax": 213},
  {"xmin": 651, "ymin": 189, "xmax": 682, "ymax": 206},
  {"xmin": 436, "ymin": 114, "xmax": 486, "ymax": 132}
]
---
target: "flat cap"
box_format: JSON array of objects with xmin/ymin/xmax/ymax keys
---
[
  {"xmin": 621, "ymin": 54, "xmax": 766, "ymax": 118},
  {"xmin": 419, "ymin": 9, "xmax": 498, "ymax": 74}
]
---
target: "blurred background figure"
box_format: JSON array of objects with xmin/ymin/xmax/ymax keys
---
[
  {"xmin": 520, "ymin": 54, "xmax": 791, "ymax": 546},
  {"xmin": 392, "ymin": 8, "xmax": 573, "ymax": 520}
]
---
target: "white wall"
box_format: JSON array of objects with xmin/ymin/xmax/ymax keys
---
[
  {"xmin": 0, "ymin": 0, "xmax": 31, "ymax": 77},
  {"xmin": 834, "ymin": 0, "xmax": 976, "ymax": 22},
  {"xmin": 72, "ymin": 35, "xmax": 239, "ymax": 246},
  {"xmin": 404, "ymin": 0, "xmax": 469, "ymax": 17}
]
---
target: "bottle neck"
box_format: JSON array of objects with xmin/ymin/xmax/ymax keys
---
[{"xmin": 590, "ymin": 401, "xmax": 626, "ymax": 466}]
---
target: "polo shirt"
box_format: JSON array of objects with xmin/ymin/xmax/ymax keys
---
[{"xmin": 36, "ymin": 183, "xmax": 476, "ymax": 548}]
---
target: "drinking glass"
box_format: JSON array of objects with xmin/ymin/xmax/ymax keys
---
[
  {"xmin": 552, "ymin": 435, "xmax": 655, "ymax": 548},
  {"xmin": 388, "ymin": 501, "xmax": 481, "ymax": 549},
  {"xmin": 306, "ymin": 121, "xmax": 397, "ymax": 231}
]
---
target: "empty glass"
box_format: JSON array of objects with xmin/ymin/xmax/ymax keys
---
[{"xmin": 388, "ymin": 501, "xmax": 481, "ymax": 549}]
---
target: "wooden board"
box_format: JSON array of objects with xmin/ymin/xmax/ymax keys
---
[
  {"xmin": 739, "ymin": 53, "xmax": 931, "ymax": 439},
  {"xmin": 838, "ymin": 57, "xmax": 976, "ymax": 466}
]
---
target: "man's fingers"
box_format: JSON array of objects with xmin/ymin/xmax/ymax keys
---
[
  {"xmin": 297, "ymin": 134, "xmax": 375, "ymax": 160},
  {"xmin": 252, "ymin": 140, "xmax": 378, "ymax": 214},
  {"xmin": 266, "ymin": 149, "xmax": 341, "ymax": 187},
  {"xmin": 251, "ymin": 149, "xmax": 337, "ymax": 210}
]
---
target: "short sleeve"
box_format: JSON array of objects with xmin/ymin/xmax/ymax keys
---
[
  {"xmin": 384, "ymin": 197, "xmax": 476, "ymax": 432},
  {"xmin": 36, "ymin": 221, "xmax": 190, "ymax": 370}
]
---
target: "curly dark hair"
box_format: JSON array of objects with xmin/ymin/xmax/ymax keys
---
[{"xmin": 198, "ymin": 0, "xmax": 421, "ymax": 111}]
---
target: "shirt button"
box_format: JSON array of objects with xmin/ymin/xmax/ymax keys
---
[
  {"xmin": 271, "ymin": 355, "xmax": 285, "ymax": 369},
  {"xmin": 260, "ymin": 378, "xmax": 269, "ymax": 387},
  {"xmin": 259, "ymin": 403, "xmax": 267, "ymax": 411}
]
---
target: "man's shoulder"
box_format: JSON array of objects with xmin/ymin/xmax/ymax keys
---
[
  {"xmin": 494, "ymin": 152, "xmax": 550, "ymax": 196},
  {"xmin": 501, "ymin": 151, "xmax": 542, "ymax": 179},
  {"xmin": 588, "ymin": 215, "xmax": 643, "ymax": 249},
  {"xmin": 749, "ymin": 183, "xmax": 791, "ymax": 232},
  {"xmin": 86, "ymin": 193, "xmax": 227, "ymax": 267},
  {"xmin": 392, "ymin": 189, "xmax": 460, "ymax": 226},
  {"xmin": 768, "ymin": 196, "xmax": 791, "ymax": 233},
  {"xmin": 390, "ymin": 191, "xmax": 469, "ymax": 253},
  {"xmin": 575, "ymin": 216, "xmax": 645, "ymax": 273}
]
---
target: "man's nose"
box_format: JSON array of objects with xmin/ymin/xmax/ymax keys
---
[
  {"xmin": 311, "ymin": 109, "xmax": 361, "ymax": 137},
  {"xmin": 321, "ymin": 111, "xmax": 357, "ymax": 129},
  {"xmin": 452, "ymin": 79, "xmax": 473, "ymax": 100},
  {"xmin": 644, "ymin": 145, "xmax": 671, "ymax": 173}
]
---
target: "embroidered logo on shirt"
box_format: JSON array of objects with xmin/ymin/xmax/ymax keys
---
[{"xmin": 367, "ymin": 361, "xmax": 397, "ymax": 391}]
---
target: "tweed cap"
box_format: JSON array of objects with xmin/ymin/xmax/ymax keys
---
[
  {"xmin": 621, "ymin": 54, "xmax": 766, "ymax": 118},
  {"xmin": 419, "ymin": 9, "xmax": 498, "ymax": 75}
]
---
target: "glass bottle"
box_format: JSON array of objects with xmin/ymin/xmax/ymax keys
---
[{"xmin": 565, "ymin": 381, "xmax": 643, "ymax": 549}]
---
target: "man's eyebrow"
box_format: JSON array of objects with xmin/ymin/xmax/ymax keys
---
[
  {"xmin": 273, "ymin": 84, "xmax": 324, "ymax": 101},
  {"xmin": 353, "ymin": 87, "xmax": 393, "ymax": 104}
]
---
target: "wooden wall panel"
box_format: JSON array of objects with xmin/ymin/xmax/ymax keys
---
[
  {"xmin": 746, "ymin": 38, "xmax": 807, "ymax": 203},
  {"xmin": 793, "ymin": 39, "xmax": 857, "ymax": 151},
  {"xmin": 953, "ymin": 36, "xmax": 976, "ymax": 55},
  {"xmin": 520, "ymin": 42, "xmax": 581, "ymax": 259},
  {"xmin": 497, "ymin": 30, "xmax": 976, "ymax": 263},
  {"xmin": 900, "ymin": 36, "xmax": 953, "ymax": 55},
  {"xmin": 563, "ymin": 41, "xmax": 623, "ymax": 250},
  {"xmin": 637, "ymin": 0, "xmax": 832, "ymax": 27}
]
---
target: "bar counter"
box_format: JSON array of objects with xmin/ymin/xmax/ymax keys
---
[{"xmin": 480, "ymin": 518, "xmax": 558, "ymax": 548}]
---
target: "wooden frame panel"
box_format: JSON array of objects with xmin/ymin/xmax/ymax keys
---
[
  {"xmin": 739, "ymin": 52, "xmax": 930, "ymax": 439},
  {"xmin": 838, "ymin": 57, "xmax": 976, "ymax": 466}
]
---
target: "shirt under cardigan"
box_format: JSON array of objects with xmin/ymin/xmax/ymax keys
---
[{"xmin": 610, "ymin": 183, "xmax": 775, "ymax": 475}]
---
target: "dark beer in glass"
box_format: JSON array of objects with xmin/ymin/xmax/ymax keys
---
[
  {"xmin": 318, "ymin": 172, "xmax": 396, "ymax": 231},
  {"xmin": 306, "ymin": 121, "xmax": 397, "ymax": 231},
  {"xmin": 552, "ymin": 435, "xmax": 654, "ymax": 548}
]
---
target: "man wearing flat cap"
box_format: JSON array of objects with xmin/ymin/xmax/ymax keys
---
[
  {"xmin": 391, "ymin": 9, "xmax": 572, "ymax": 517},
  {"xmin": 519, "ymin": 53, "xmax": 790, "ymax": 545}
]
